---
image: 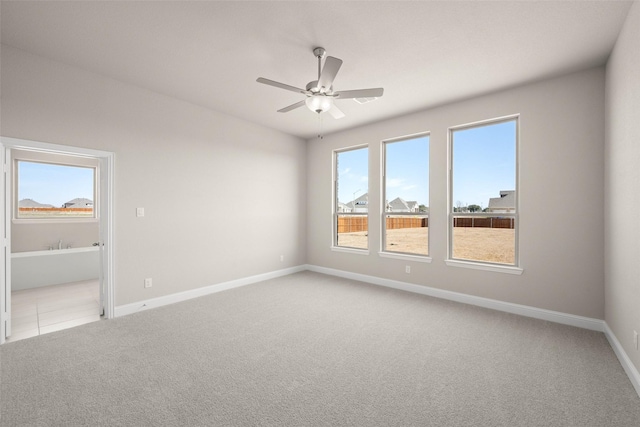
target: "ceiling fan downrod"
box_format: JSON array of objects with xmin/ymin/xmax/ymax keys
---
[{"xmin": 313, "ymin": 47, "xmax": 326, "ymax": 81}]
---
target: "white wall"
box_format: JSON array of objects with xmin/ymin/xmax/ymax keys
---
[
  {"xmin": 308, "ymin": 67, "xmax": 605, "ymax": 319},
  {"xmin": 605, "ymin": 1, "xmax": 640, "ymax": 374},
  {"xmin": 1, "ymin": 45, "xmax": 307, "ymax": 306}
]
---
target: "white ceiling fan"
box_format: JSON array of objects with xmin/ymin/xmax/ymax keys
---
[{"xmin": 256, "ymin": 47, "xmax": 384, "ymax": 119}]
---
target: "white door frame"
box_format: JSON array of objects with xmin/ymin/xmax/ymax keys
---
[
  {"xmin": 0, "ymin": 137, "xmax": 115, "ymax": 344},
  {"xmin": 1, "ymin": 143, "xmax": 10, "ymax": 343}
]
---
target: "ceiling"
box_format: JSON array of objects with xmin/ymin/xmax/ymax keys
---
[{"xmin": 0, "ymin": 1, "xmax": 633, "ymax": 140}]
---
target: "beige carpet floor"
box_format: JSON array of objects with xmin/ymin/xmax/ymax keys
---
[{"xmin": 2, "ymin": 271, "xmax": 639, "ymax": 426}]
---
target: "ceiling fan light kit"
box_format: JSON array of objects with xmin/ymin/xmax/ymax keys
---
[
  {"xmin": 256, "ymin": 47, "xmax": 384, "ymax": 119},
  {"xmin": 305, "ymin": 94, "xmax": 334, "ymax": 114}
]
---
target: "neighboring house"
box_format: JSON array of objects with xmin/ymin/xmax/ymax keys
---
[
  {"xmin": 346, "ymin": 193, "xmax": 369, "ymax": 213},
  {"xmin": 18, "ymin": 198, "xmax": 53, "ymax": 208},
  {"xmin": 337, "ymin": 202, "xmax": 351, "ymax": 213},
  {"xmin": 487, "ymin": 191, "xmax": 516, "ymax": 213},
  {"xmin": 63, "ymin": 198, "xmax": 93, "ymax": 208},
  {"xmin": 406, "ymin": 201, "xmax": 419, "ymax": 212},
  {"xmin": 386, "ymin": 197, "xmax": 420, "ymax": 213}
]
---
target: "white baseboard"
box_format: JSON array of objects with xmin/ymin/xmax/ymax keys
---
[
  {"xmin": 115, "ymin": 263, "xmax": 603, "ymax": 330},
  {"xmin": 305, "ymin": 264, "xmax": 605, "ymax": 332},
  {"xmin": 604, "ymin": 323, "xmax": 640, "ymax": 397},
  {"xmin": 114, "ymin": 265, "xmax": 306, "ymax": 317}
]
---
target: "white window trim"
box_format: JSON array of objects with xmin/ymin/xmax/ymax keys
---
[
  {"xmin": 381, "ymin": 131, "xmax": 430, "ymax": 258},
  {"xmin": 12, "ymin": 218, "xmax": 99, "ymax": 225},
  {"xmin": 447, "ymin": 115, "xmax": 521, "ymax": 270},
  {"xmin": 378, "ymin": 251, "xmax": 432, "ymax": 263},
  {"xmin": 331, "ymin": 246, "xmax": 370, "ymax": 256},
  {"xmin": 445, "ymin": 259, "xmax": 523, "ymax": 275}
]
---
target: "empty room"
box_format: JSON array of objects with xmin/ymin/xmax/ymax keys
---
[{"xmin": 1, "ymin": 1, "xmax": 639, "ymax": 425}]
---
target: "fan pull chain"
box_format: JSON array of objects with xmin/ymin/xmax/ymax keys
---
[{"xmin": 317, "ymin": 113, "xmax": 324, "ymax": 140}]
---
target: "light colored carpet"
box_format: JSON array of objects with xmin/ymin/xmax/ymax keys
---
[{"xmin": 1, "ymin": 271, "xmax": 639, "ymax": 426}]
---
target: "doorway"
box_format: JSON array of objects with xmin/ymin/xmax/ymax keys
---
[{"xmin": 1, "ymin": 137, "xmax": 114, "ymax": 344}]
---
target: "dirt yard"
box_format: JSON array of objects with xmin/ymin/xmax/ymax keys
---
[{"xmin": 337, "ymin": 227, "xmax": 515, "ymax": 264}]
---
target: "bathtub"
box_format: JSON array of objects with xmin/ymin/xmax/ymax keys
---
[{"xmin": 11, "ymin": 246, "xmax": 100, "ymax": 291}]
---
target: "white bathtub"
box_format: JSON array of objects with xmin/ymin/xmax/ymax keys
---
[{"xmin": 11, "ymin": 246, "xmax": 100, "ymax": 291}]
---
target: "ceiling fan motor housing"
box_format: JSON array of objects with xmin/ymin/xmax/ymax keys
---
[
  {"xmin": 306, "ymin": 80, "xmax": 319, "ymax": 93},
  {"xmin": 313, "ymin": 47, "xmax": 326, "ymax": 59},
  {"xmin": 306, "ymin": 80, "xmax": 333, "ymax": 95}
]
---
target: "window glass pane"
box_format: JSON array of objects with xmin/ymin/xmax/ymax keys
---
[
  {"xmin": 452, "ymin": 120, "xmax": 516, "ymax": 212},
  {"xmin": 452, "ymin": 216, "xmax": 515, "ymax": 264},
  {"xmin": 336, "ymin": 214, "xmax": 368, "ymax": 250},
  {"xmin": 383, "ymin": 135, "xmax": 429, "ymax": 255},
  {"xmin": 335, "ymin": 147, "xmax": 368, "ymax": 249},
  {"xmin": 451, "ymin": 119, "xmax": 517, "ymax": 265},
  {"xmin": 384, "ymin": 215, "xmax": 428, "ymax": 255},
  {"xmin": 17, "ymin": 161, "xmax": 95, "ymax": 219}
]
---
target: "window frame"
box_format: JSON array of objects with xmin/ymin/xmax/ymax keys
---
[
  {"xmin": 332, "ymin": 145, "xmax": 369, "ymax": 253},
  {"xmin": 446, "ymin": 115, "xmax": 522, "ymax": 274},
  {"xmin": 380, "ymin": 132, "xmax": 431, "ymax": 261},
  {"xmin": 13, "ymin": 159, "xmax": 99, "ymax": 224}
]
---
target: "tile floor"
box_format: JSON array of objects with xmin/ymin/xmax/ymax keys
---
[{"xmin": 7, "ymin": 279, "xmax": 101, "ymax": 343}]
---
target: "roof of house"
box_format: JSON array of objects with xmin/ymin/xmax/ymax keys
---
[
  {"xmin": 64, "ymin": 197, "xmax": 93, "ymax": 205},
  {"xmin": 18, "ymin": 198, "xmax": 53, "ymax": 208},
  {"xmin": 488, "ymin": 191, "xmax": 515, "ymax": 209},
  {"xmin": 346, "ymin": 193, "xmax": 368, "ymax": 209},
  {"xmin": 387, "ymin": 197, "xmax": 419, "ymax": 212}
]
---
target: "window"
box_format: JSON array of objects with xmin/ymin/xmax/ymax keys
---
[
  {"xmin": 334, "ymin": 146, "xmax": 368, "ymax": 250},
  {"xmin": 449, "ymin": 117, "xmax": 518, "ymax": 266},
  {"xmin": 15, "ymin": 160, "xmax": 96, "ymax": 220},
  {"xmin": 382, "ymin": 134, "xmax": 429, "ymax": 257}
]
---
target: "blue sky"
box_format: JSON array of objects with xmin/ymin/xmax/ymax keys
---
[
  {"xmin": 385, "ymin": 136, "xmax": 429, "ymax": 205},
  {"xmin": 336, "ymin": 147, "xmax": 370, "ymax": 205},
  {"xmin": 452, "ymin": 120, "xmax": 516, "ymax": 208},
  {"xmin": 337, "ymin": 120, "xmax": 516, "ymax": 208},
  {"xmin": 18, "ymin": 161, "xmax": 94, "ymax": 207},
  {"xmin": 336, "ymin": 136, "xmax": 429, "ymax": 206}
]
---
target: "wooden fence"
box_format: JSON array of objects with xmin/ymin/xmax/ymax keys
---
[
  {"xmin": 337, "ymin": 217, "xmax": 428, "ymax": 233},
  {"xmin": 452, "ymin": 217, "xmax": 514, "ymax": 229},
  {"xmin": 338, "ymin": 216, "xmax": 369, "ymax": 233},
  {"xmin": 19, "ymin": 207, "xmax": 93, "ymax": 213},
  {"xmin": 337, "ymin": 216, "xmax": 514, "ymax": 233},
  {"xmin": 386, "ymin": 217, "xmax": 428, "ymax": 230}
]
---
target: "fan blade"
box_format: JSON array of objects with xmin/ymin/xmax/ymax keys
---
[
  {"xmin": 328, "ymin": 104, "xmax": 345, "ymax": 119},
  {"xmin": 318, "ymin": 56, "xmax": 343, "ymax": 92},
  {"xmin": 277, "ymin": 100, "xmax": 306, "ymax": 113},
  {"xmin": 257, "ymin": 77, "xmax": 307, "ymax": 94},
  {"xmin": 335, "ymin": 88, "xmax": 384, "ymax": 99}
]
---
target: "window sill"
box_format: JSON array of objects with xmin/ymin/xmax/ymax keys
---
[
  {"xmin": 378, "ymin": 252, "xmax": 432, "ymax": 263},
  {"xmin": 445, "ymin": 259, "xmax": 523, "ymax": 275},
  {"xmin": 13, "ymin": 218, "xmax": 99, "ymax": 225},
  {"xmin": 331, "ymin": 246, "xmax": 370, "ymax": 256}
]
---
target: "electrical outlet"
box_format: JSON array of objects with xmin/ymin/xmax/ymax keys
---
[
  {"xmin": 144, "ymin": 278, "xmax": 152, "ymax": 288},
  {"xmin": 634, "ymin": 331, "xmax": 638, "ymax": 350},
  {"xmin": 136, "ymin": 207, "xmax": 145, "ymax": 217},
  {"xmin": 280, "ymin": 255, "xmax": 284, "ymax": 262},
  {"xmin": 405, "ymin": 265, "xmax": 411, "ymax": 274}
]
